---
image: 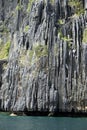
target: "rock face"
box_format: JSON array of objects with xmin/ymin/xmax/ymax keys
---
[{"xmin": 0, "ymin": 0, "xmax": 87, "ymax": 113}]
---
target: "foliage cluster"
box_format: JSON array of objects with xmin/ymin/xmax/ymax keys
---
[
  {"xmin": 16, "ymin": 3, "xmax": 23, "ymax": 11},
  {"xmin": 0, "ymin": 41, "xmax": 11, "ymax": 60},
  {"xmin": 19, "ymin": 44, "xmax": 48, "ymax": 66},
  {"xmin": 68, "ymin": 0, "xmax": 85, "ymax": 16},
  {"xmin": 58, "ymin": 31, "xmax": 72, "ymax": 42},
  {"xmin": 28, "ymin": 44, "xmax": 48, "ymax": 63},
  {"xmin": 27, "ymin": 0, "xmax": 34, "ymax": 13},
  {"xmin": 24, "ymin": 25, "xmax": 29, "ymax": 32},
  {"xmin": 58, "ymin": 19, "xmax": 65, "ymax": 25}
]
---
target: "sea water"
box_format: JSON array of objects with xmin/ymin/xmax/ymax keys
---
[{"xmin": 0, "ymin": 113, "xmax": 87, "ymax": 130}]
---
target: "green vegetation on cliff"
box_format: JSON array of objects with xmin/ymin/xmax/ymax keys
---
[
  {"xmin": 28, "ymin": 43, "xmax": 48, "ymax": 64},
  {"xmin": 82, "ymin": 28, "xmax": 87, "ymax": 43},
  {"xmin": 24, "ymin": 25, "xmax": 29, "ymax": 32},
  {"xmin": 16, "ymin": 4, "xmax": 23, "ymax": 11},
  {"xmin": 50, "ymin": 0, "xmax": 55, "ymax": 4},
  {"xmin": 27, "ymin": 0, "xmax": 34, "ymax": 13},
  {"xmin": 68, "ymin": 0, "xmax": 84, "ymax": 16},
  {"xmin": 19, "ymin": 43, "xmax": 48, "ymax": 66},
  {"xmin": 28, "ymin": 44, "xmax": 48, "ymax": 64},
  {"xmin": 0, "ymin": 41, "xmax": 11, "ymax": 60}
]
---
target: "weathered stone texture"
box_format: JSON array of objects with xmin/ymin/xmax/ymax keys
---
[{"xmin": 0, "ymin": 0, "xmax": 87, "ymax": 113}]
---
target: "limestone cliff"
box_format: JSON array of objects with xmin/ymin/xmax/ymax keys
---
[{"xmin": 0, "ymin": 0, "xmax": 87, "ymax": 114}]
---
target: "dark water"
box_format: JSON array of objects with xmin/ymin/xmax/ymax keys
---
[{"xmin": 0, "ymin": 113, "xmax": 87, "ymax": 130}]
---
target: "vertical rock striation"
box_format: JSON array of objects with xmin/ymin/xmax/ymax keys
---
[{"xmin": 0, "ymin": 0, "xmax": 87, "ymax": 114}]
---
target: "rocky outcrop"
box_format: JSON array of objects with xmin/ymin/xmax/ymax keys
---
[{"xmin": 0, "ymin": 0, "xmax": 87, "ymax": 114}]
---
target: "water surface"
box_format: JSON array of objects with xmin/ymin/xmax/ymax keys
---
[{"xmin": 0, "ymin": 113, "xmax": 87, "ymax": 130}]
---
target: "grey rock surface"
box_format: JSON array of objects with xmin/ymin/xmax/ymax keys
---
[{"xmin": 0, "ymin": 0, "xmax": 87, "ymax": 113}]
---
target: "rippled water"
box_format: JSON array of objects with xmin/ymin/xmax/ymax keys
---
[{"xmin": 0, "ymin": 113, "xmax": 87, "ymax": 130}]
